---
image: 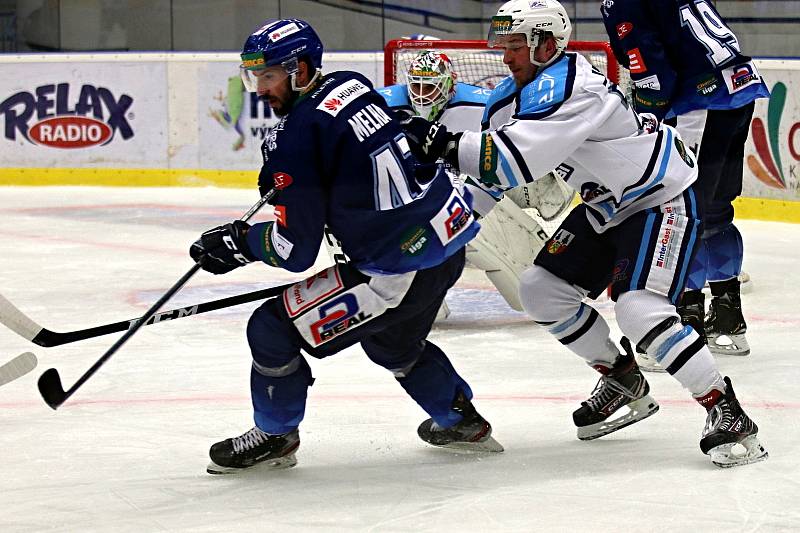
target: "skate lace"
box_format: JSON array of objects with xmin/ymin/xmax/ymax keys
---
[
  {"xmin": 703, "ymin": 401, "xmax": 733, "ymax": 437},
  {"xmin": 232, "ymin": 427, "xmax": 268, "ymax": 453},
  {"xmin": 585, "ymin": 375, "xmax": 639, "ymax": 412}
]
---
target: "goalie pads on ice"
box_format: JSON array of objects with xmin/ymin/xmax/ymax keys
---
[
  {"xmin": 504, "ymin": 172, "xmax": 575, "ymax": 221},
  {"xmin": 466, "ymin": 195, "xmax": 549, "ymax": 311}
]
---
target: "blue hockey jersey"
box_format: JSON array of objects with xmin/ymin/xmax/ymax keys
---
[
  {"xmin": 601, "ymin": 0, "xmax": 769, "ymax": 119},
  {"xmin": 246, "ymin": 71, "xmax": 478, "ymax": 276}
]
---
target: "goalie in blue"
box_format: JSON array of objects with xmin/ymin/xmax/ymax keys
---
[{"xmin": 190, "ymin": 19, "xmax": 503, "ymax": 475}]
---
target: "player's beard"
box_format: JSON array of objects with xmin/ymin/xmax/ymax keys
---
[{"xmin": 261, "ymin": 91, "xmax": 298, "ymax": 117}]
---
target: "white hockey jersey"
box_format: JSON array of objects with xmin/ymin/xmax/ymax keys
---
[{"xmin": 457, "ymin": 52, "xmax": 699, "ymax": 232}]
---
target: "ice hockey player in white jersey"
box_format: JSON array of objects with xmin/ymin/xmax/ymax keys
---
[
  {"xmin": 379, "ymin": 50, "xmax": 570, "ymax": 311},
  {"xmin": 400, "ymin": 0, "xmax": 767, "ymax": 467}
]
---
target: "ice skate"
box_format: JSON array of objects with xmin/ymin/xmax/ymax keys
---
[
  {"xmin": 207, "ymin": 426, "xmax": 300, "ymax": 474},
  {"xmin": 700, "ymin": 377, "xmax": 767, "ymax": 468},
  {"xmin": 573, "ymin": 338, "xmax": 659, "ymax": 440},
  {"xmin": 418, "ymin": 391, "xmax": 504, "ymax": 452},
  {"xmin": 677, "ymin": 290, "xmax": 707, "ymax": 345},
  {"xmin": 705, "ymin": 279, "xmax": 749, "ymax": 356}
]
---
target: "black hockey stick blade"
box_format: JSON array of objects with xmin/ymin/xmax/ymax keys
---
[
  {"xmin": 0, "ymin": 352, "xmax": 38, "ymax": 387},
  {"xmin": 38, "ymin": 368, "xmax": 67, "ymax": 409}
]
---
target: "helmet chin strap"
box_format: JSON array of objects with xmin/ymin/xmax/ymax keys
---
[
  {"xmin": 528, "ymin": 31, "xmax": 559, "ymax": 68},
  {"xmin": 291, "ymin": 69, "xmax": 321, "ymax": 93}
]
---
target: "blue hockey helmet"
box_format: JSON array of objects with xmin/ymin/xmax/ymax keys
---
[{"xmin": 240, "ymin": 19, "xmax": 323, "ymax": 91}]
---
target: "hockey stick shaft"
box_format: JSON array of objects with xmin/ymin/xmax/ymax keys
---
[
  {"xmin": 38, "ymin": 186, "xmax": 283, "ymax": 409},
  {"xmin": 2, "ymin": 283, "xmax": 292, "ymax": 348}
]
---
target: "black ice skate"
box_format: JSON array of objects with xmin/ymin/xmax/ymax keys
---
[
  {"xmin": 705, "ymin": 279, "xmax": 750, "ymax": 356},
  {"xmin": 207, "ymin": 426, "xmax": 300, "ymax": 474},
  {"xmin": 678, "ymin": 290, "xmax": 707, "ymax": 345},
  {"xmin": 418, "ymin": 391, "xmax": 504, "ymax": 453},
  {"xmin": 573, "ymin": 338, "xmax": 659, "ymax": 440},
  {"xmin": 700, "ymin": 377, "xmax": 767, "ymax": 467}
]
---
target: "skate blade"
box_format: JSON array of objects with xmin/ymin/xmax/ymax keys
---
[
  {"xmin": 430, "ymin": 435, "xmax": 504, "ymax": 453},
  {"xmin": 577, "ymin": 395, "xmax": 660, "ymax": 441},
  {"xmin": 206, "ymin": 453, "xmax": 298, "ymax": 475},
  {"xmin": 707, "ymin": 333, "xmax": 750, "ymax": 356},
  {"xmin": 708, "ymin": 435, "xmax": 768, "ymax": 468}
]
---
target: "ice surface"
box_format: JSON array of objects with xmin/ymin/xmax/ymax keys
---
[{"xmin": 0, "ymin": 187, "xmax": 797, "ymax": 532}]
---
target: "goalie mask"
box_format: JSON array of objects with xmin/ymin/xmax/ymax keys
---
[
  {"xmin": 488, "ymin": 0, "xmax": 572, "ymax": 68},
  {"xmin": 240, "ymin": 18, "xmax": 323, "ymax": 93},
  {"xmin": 405, "ymin": 51, "xmax": 456, "ymax": 122}
]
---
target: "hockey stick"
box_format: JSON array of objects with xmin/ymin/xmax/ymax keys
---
[
  {"xmin": 0, "ymin": 283, "xmax": 293, "ymax": 348},
  {"xmin": 37, "ymin": 183, "xmax": 287, "ymax": 410},
  {"xmin": 0, "ymin": 352, "xmax": 38, "ymax": 387}
]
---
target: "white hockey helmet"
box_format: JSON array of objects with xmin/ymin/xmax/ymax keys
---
[
  {"xmin": 405, "ymin": 50, "xmax": 456, "ymax": 121},
  {"xmin": 488, "ymin": 0, "xmax": 572, "ymax": 67}
]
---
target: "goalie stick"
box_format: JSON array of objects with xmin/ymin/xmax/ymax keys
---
[
  {"xmin": 0, "ymin": 352, "xmax": 38, "ymax": 387},
  {"xmin": 37, "ymin": 183, "xmax": 286, "ymax": 410},
  {"xmin": 0, "ymin": 283, "xmax": 293, "ymax": 348}
]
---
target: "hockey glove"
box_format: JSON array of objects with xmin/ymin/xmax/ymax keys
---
[
  {"xmin": 190, "ymin": 220, "xmax": 257, "ymax": 275},
  {"xmin": 400, "ymin": 116, "xmax": 460, "ymax": 166}
]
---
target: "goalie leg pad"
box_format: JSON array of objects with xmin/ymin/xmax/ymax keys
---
[
  {"xmin": 504, "ymin": 172, "xmax": 575, "ymax": 221},
  {"xmin": 467, "ymin": 196, "xmax": 549, "ymax": 311}
]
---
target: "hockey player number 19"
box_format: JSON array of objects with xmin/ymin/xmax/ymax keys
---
[
  {"xmin": 372, "ymin": 135, "xmax": 433, "ymax": 211},
  {"xmin": 679, "ymin": 0, "xmax": 741, "ymax": 67}
]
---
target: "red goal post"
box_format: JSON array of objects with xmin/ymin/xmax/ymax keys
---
[{"xmin": 384, "ymin": 39, "xmax": 629, "ymax": 92}]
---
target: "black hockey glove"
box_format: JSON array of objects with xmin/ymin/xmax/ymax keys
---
[
  {"xmin": 400, "ymin": 116, "xmax": 461, "ymax": 167},
  {"xmin": 190, "ymin": 220, "xmax": 257, "ymax": 275}
]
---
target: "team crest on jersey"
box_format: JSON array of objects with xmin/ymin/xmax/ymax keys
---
[
  {"xmin": 616, "ymin": 22, "xmax": 633, "ymax": 39},
  {"xmin": 316, "ymin": 79, "xmax": 370, "ymax": 117},
  {"xmin": 547, "ymin": 229, "xmax": 574, "ymax": 255},
  {"xmin": 272, "ymin": 172, "xmax": 293, "ymax": 189}
]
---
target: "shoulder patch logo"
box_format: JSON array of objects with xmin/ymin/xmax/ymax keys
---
[
  {"xmin": 316, "ymin": 79, "xmax": 370, "ymax": 117},
  {"xmin": 616, "ymin": 22, "xmax": 633, "ymax": 39}
]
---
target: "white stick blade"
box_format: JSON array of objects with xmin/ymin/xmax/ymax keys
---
[
  {"xmin": 0, "ymin": 352, "xmax": 38, "ymax": 386},
  {"xmin": 0, "ymin": 293, "xmax": 44, "ymax": 341}
]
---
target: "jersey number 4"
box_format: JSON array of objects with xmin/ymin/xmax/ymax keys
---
[
  {"xmin": 371, "ymin": 134, "xmax": 432, "ymax": 210},
  {"xmin": 680, "ymin": 0, "xmax": 741, "ymax": 67}
]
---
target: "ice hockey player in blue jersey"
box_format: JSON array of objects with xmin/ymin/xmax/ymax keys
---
[
  {"xmin": 378, "ymin": 50, "xmax": 556, "ymax": 312},
  {"xmin": 190, "ymin": 19, "xmax": 502, "ymax": 474},
  {"xmin": 400, "ymin": 0, "xmax": 766, "ymax": 467},
  {"xmin": 601, "ymin": 0, "xmax": 770, "ymax": 360}
]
